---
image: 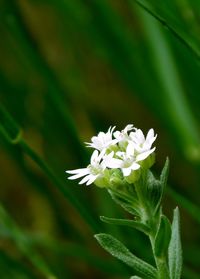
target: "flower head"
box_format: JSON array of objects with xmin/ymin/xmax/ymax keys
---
[
  {"xmin": 129, "ymin": 128, "xmax": 157, "ymax": 161},
  {"xmin": 85, "ymin": 126, "xmax": 117, "ymax": 151},
  {"xmin": 66, "ymin": 149, "xmax": 112, "ymax": 186},
  {"xmin": 66, "ymin": 124, "xmax": 157, "ymax": 186},
  {"xmin": 113, "ymin": 124, "xmax": 134, "ymax": 149},
  {"xmin": 105, "ymin": 142, "xmax": 140, "ymax": 177}
]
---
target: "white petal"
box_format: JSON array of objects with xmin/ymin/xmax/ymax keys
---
[
  {"xmin": 124, "ymin": 124, "xmax": 134, "ymax": 133},
  {"xmin": 105, "ymin": 158, "xmax": 123, "ymax": 168},
  {"xmin": 98, "ymin": 149, "xmax": 106, "ymax": 161},
  {"xmin": 146, "ymin": 128, "xmax": 154, "ymax": 141},
  {"xmin": 67, "ymin": 170, "xmax": 89, "ymax": 180},
  {"xmin": 113, "ymin": 131, "xmax": 120, "ymax": 139},
  {"xmin": 122, "ymin": 167, "xmax": 132, "ymax": 176},
  {"xmin": 136, "ymin": 129, "xmax": 145, "ymax": 143},
  {"xmin": 108, "ymin": 126, "xmax": 115, "ymax": 135},
  {"xmin": 79, "ymin": 175, "xmax": 91, "ymax": 185},
  {"xmin": 131, "ymin": 162, "xmax": 140, "ymax": 170},
  {"xmin": 136, "ymin": 147, "xmax": 155, "ymax": 162},
  {"xmin": 143, "ymin": 135, "xmax": 157, "ymax": 150},
  {"xmin": 66, "ymin": 168, "xmax": 88, "ymax": 175},
  {"xmin": 90, "ymin": 150, "xmax": 99, "ymax": 163},
  {"xmin": 126, "ymin": 142, "xmax": 135, "ymax": 156},
  {"xmin": 86, "ymin": 175, "xmax": 98, "ymax": 185}
]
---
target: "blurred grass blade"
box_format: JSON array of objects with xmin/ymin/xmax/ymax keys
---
[
  {"xmin": 133, "ymin": 3, "xmax": 200, "ymax": 162},
  {"xmin": 3, "ymin": 0, "xmax": 86, "ymax": 162},
  {"xmin": 0, "ymin": 103, "xmax": 100, "ymax": 232},
  {"xmin": 133, "ymin": 0, "xmax": 200, "ymax": 61},
  {"xmin": 167, "ymin": 187, "xmax": 200, "ymax": 225},
  {"xmin": 0, "ymin": 250, "xmax": 37, "ymax": 279}
]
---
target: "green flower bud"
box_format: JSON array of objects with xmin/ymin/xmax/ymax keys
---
[{"xmin": 125, "ymin": 169, "xmax": 141, "ymax": 184}]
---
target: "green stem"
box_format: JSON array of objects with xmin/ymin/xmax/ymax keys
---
[
  {"xmin": 134, "ymin": 177, "xmax": 170, "ymax": 279},
  {"xmin": 149, "ymin": 236, "xmax": 170, "ymax": 279}
]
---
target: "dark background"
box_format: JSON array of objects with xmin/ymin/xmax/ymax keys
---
[{"xmin": 0, "ymin": 0, "xmax": 200, "ymax": 278}]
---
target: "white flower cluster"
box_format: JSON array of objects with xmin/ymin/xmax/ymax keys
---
[{"xmin": 66, "ymin": 124, "xmax": 157, "ymax": 186}]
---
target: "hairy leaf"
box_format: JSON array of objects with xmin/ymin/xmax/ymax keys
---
[
  {"xmin": 154, "ymin": 215, "xmax": 171, "ymax": 258},
  {"xmin": 168, "ymin": 207, "xmax": 182, "ymax": 279},
  {"xmin": 95, "ymin": 233, "xmax": 157, "ymax": 279},
  {"xmin": 100, "ymin": 216, "xmax": 150, "ymax": 234}
]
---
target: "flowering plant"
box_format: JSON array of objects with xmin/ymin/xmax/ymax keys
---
[{"xmin": 67, "ymin": 125, "xmax": 182, "ymax": 279}]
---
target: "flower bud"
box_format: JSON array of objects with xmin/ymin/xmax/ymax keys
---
[{"xmin": 125, "ymin": 169, "xmax": 141, "ymax": 184}]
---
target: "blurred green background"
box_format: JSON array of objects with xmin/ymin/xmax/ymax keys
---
[{"xmin": 1, "ymin": 0, "xmax": 200, "ymax": 278}]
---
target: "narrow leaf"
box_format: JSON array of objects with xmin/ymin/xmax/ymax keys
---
[
  {"xmin": 108, "ymin": 189, "xmax": 140, "ymax": 216},
  {"xmin": 146, "ymin": 171, "xmax": 162, "ymax": 211},
  {"xmin": 154, "ymin": 158, "xmax": 169, "ymax": 214},
  {"xmin": 154, "ymin": 215, "xmax": 171, "ymax": 258},
  {"xmin": 160, "ymin": 158, "xmax": 169, "ymax": 190},
  {"xmin": 100, "ymin": 216, "xmax": 150, "ymax": 234},
  {"xmin": 168, "ymin": 207, "xmax": 182, "ymax": 279},
  {"xmin": 95, "ymin": 233, "xmax": 157, "ymax": 279},
  {"xmin": 134, "ymin": 0, "xmax": 200, "ymax": 61}
]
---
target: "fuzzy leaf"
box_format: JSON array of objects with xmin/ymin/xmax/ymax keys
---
[
  {"xmin": 154, "ymin": 158, "xmax": 169, "ymax": 214},
  {"xmin": 108, "ymin": 189, "xmax": 140, "ymax": 216},
  {"xmin": 160, "ymin": 158, "xmax": 169, "ymax": 187},
  {"xmin": 146, "ymin": 171, "xmax": 162, "ymax": 211},
  {"xmin": 95, "ymin": 233, "xmax": 157, "ymax": 279},
  {"xmin": 154, "ymin": 215, "xmax": 171, "ymax": 258},
  {"xmin": 100, "ymin": 216, "xmax": 150, "ymax": 234},
  {"xmin": 130, "ymin": 276, "xmax": 143, "ymax": 279},
  {"xmin": 168, "ymin": 207, "xmax": 182, "ymax": 279}
]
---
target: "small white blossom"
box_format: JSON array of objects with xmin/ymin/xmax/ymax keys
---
[
  {"xmin": 66, "ymin": 124, "xmax": 157, "ymax": 186},
  {"xmin": 129, "ymin": 128, "xmax": 157, "ymax": 161},
  {"xmin": 105, "ymin": 142, "xmax": 140, "ymax": 177},
  {"xmin": 85, "ymin": 126, "xmax": 117, "ymax": 151},
  {"xmin": 113, "ymin": 124, "xmax": 134, "ymax": 144},
  {"xmin": 66, "ymin": 149, "xmax": 113, "ymax": 185}
]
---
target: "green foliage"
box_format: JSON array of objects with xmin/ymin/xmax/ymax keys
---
[
  {"xmin": 94, "ymin": 233, "xmax": 157, "ymax": 279},
  {"xmin": 154, "ymin": 215, "xmax": 171, "ymax": 258},
  {"xmin": 108, "ymin": 188, "xmax": 141, "ymax": 216},
  {"xmin": 0, "ymin": 0, "xmax": 200, "ymax": 277},
  {"xmin": 100, "ymin": 216, "xmax": 150, "ymax": 234},
  {"xmin": 168, "ymin": 207, "xmax": 182, "ymax": 279}
]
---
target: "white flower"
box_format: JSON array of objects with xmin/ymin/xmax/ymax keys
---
[
  {"xmin": 66, "ymin": 125, "xmax": 157, "ymax": 186},
  {"xmin": 129, "ymin": 128, "xmax": 157, "ymax": 161},
  {"xmin": 66, "ymin": 150, "xmax": 113, "ymax": 185},
  {"xmin": 105, "ymin": 142, "xmax": 140, "ymax": 177},
  {"xmin": 85, "ymin": 126, "xmax": 117, "ymax": 151},
  {"xmin": 113, "ymin": 124, "xmax": 134, "ymax": 144}
]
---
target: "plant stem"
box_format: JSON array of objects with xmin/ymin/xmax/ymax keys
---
[
  {"xmin": 149, "ymin": 235, "xmax": 170, "ymax": 279},
  {"xmin": 134, "ymin": 177, "xmax": 170, "ymax": 279}
]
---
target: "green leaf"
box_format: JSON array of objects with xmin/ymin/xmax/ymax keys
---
[
  {"xmin": 0, "ymin": 104, "xmax": 21, "ymax": 144},
  {"xmin": 168, "ymin": 207, "xmax": 182, "ymax": 279},
  {"xmin": 154, "ymin": 158, "xmax": 169, "ymax": 213},
  {"xmin": 134, "ymin": 0, "xmax": 200, "ymax": 61},
  {"xmin": 154, "ymin": 215, "xmax": 171, "ymax": 258},
  {"xmin": 167, "ymin": 187, "xmax": 200, "ymax": 225},
  {"xmin": 160, "ymin": 158, "xmax": 169, "ymax": 190},
  {"xmin": 146, "ymin": 171, "xmax": 162, "ymax": 211},
  {"xmin": 130, "ymin": 276, "xmax": 143, "ymax": 279},
  {"xmin": 94, "ymin": 233, "xmax": 157, "ymax": 279},
  {"xmin": 100, "ymin": 216, "xmax": 150, "ymax": 234},
  {"xmin": 108, "ymin": 189, "xmax": 140, "ymax": 216}
]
